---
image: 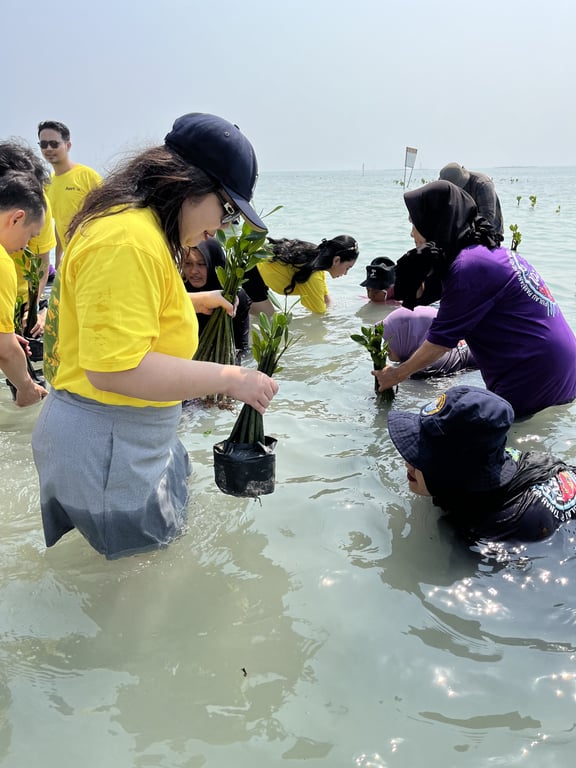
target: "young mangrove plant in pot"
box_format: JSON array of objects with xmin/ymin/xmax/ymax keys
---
[
  {"xmin": 6, "ymin": 247, "xmax": 47, "ymax": 400},
  {"xmin": 14, "ymin": 245, "xmax": 45, "ymax": 361},
  {"xmin": 351, "ymin": 322, "xmax": 395, "ymax": 403},
  {"xmin": 193, "ymin": 216, "xmax": 278, "ymax": 406},
  {"xmin": 213, "ymin": 296, "xmax": 297, "ymax": 498}
]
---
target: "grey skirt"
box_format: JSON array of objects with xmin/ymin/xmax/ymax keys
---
[{"xmin": 32, "ymin": 389, "xmax": 191, "ymax": 559}]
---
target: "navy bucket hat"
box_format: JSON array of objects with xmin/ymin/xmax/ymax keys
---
[
  {"xmin": 165, "ymin": 112, "xmax": 266, "ymax": 231},
  {"xmin": 387, "ymin": 385, "xmax": 517, "ymax": 496},
  {"xmin": 360, "ymin": 257, "xmax": 396, "ymax": 289}
]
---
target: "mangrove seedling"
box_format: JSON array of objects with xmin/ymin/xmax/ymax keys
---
[
  {"xmin": 13, "ymin": 295, "xmax": 25, "ymax": 336},
  {"xmin": 516, "ymin": 195, "xmax": 522, "ymax": 207},
  {"xmin": 7, "ymin": 254, "xmax": 47, "ymax": 400},
  {"xmin": 529, "ymin": 195, "xmax": 537, "ymax": 208},
  {"xmin": 194, "ymin": 224, "xmax": 270, "ymax": 368},
  {"xmin": 13, "ymin": 245, "xmax": 45, "ymax": 337},
  {"xmin": 351, "ymin": 322, "xmax": 395, "ymax": 402},
  {"xmin": 193, "ymin": 209, "xmax": 280, "ymax": 404},
  {"xmin": 509, "ymin": 224, "xmax": 522, "ymax": 252},
  {"xmin": 227, "ymin": 295, "xmax": 297, "ymax": 445},
  {"xmin": 213, "ymin": 295, "xmax": 298, "ymax": 498}
]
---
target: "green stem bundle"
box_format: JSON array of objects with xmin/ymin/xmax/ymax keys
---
[
  {"xmin": 193, "ymin": 224, "xmax": 272, "ymax": 366},
  {"xmin": 194, "ymin": 307, "xmax": 235, "ymax": 367},
  {"xmin": 227, "ymin": 299, "xmax": 296, "ymax": 444},
  {"xmin": 13, "ymin": 246, "xmax": 45, "ymax": 336}
]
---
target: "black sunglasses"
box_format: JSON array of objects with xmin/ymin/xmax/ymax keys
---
[
  {"xmin": 38, "ymin": 140, "xmax": 63, "ymax": 149},
  {"xmin": 215, "ymin": 190, "xmax": 241, "ymax": 225}
]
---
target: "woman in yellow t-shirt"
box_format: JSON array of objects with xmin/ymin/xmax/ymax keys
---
[
  {"xmin": 245, "ymin": 235, "xmax": 359, "ymax": 314},
  {"xmin": 32, "ymin": 113, "xmax": 278, "ymax": 560}
]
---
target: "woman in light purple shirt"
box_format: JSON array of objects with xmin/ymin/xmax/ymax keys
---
[{"xmin": 383, "ymin": 306, "xmax": 476, "ymax": 378}]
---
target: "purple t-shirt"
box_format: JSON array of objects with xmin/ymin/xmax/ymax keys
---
[{"xmin": 426, "ymin": 245, "xmax": 576, "ymax": 417}]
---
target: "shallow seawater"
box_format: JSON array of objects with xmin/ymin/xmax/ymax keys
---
[{"xmin": 1, "ymin": 167, "xmax": 576, "ymax": 767}]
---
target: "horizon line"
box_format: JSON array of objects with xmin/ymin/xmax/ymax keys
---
[{"xmin": 260, "ymin": 164, "xmax": 576, "ymax": 174}]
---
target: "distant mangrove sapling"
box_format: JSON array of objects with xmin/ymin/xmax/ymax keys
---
[{"xmin": 509, "ymin": 223, "xmax": 522, "ymax": 252}]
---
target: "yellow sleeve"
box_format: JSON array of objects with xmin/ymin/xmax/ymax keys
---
[
  {"xmin": 82, "ymin": 166, "xmax": 103, "ymax": 192},
  {"xmin": 299, "ymin": 271, "xmax": 328, "ymax": 314},
  {"xmin": 257, "ymin": 261, "xmax": 328, "ymax": 314},
  {"xmin": 256, "ymin": 260, "xmax": 287, "ymax": 295},
  {"xmin": 0, "ymin": 252, "xmax": 17, "ymax": 333},
  {"xmin": 28, "ymin": 196, "xmax": 57, "ymax": 255}
]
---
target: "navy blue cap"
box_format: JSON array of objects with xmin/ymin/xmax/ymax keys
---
[
  {"xmin": 165, "ymin": 112, "xmax": 266, "ymax": 232},
  {"xmin": 387, "ymin": 385, "xmax": 517, "ymax": 495},
  {"xmin": 360, "ymin": 257, "xmax": 396, "ymax": 289}
]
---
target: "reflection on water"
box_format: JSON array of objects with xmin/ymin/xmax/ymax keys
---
[
  {"xmin": 0, "ymin": 513, "xmax": 324, "ymax": 766},
  {"xmin": 2, "ymin": 168, "xmax": 576, "ymax": 766}
]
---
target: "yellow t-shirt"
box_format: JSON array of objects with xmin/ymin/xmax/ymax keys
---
[
  {"xmin": 0, "ymin": 244, "xmax": 17, "ymax": 333},
  {"xmin": 10, "ymin": 195, "xmax": 56, "ymax": 300},
  {"xmin": 256, "ymin": 260, "xmax": 328, "ymax": 314},
  {"xmin": 43, "ymin": 206, "xmax": 198, "ymax": 407},
  {"xmin": 45, "ymin": 164, "xmax": 102, "ymax": 248}
]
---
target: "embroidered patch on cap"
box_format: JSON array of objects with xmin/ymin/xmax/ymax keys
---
[{"xmin": 422, "ymin": 393, "xmax": 446, "ymax": 416}]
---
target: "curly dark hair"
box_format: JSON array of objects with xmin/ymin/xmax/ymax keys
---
[{"xmin": 268, "ymin": 234, "xmax": 358, "ymax": 295}]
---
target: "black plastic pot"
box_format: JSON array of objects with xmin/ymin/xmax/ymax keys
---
[
  {"xmin": 25, "ymin": 337, "xmax": 44, "ymax": 363},
  {"xmin": 213, "ymin": 436, "xmax": 277, "ymax": 498}
]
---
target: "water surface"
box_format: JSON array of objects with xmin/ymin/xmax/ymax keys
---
[{"xmin": 1, "ymin": 167, "xmax": 576, "ymax": 767}]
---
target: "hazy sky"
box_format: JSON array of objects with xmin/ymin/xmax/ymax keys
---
[{"xmin": 3, "ymin": 0, "xmax": 575, "ymax": 173}]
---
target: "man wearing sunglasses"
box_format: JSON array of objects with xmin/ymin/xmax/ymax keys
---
[{"xmin": 37, "ymin": 121, "xmax": 102, "ymax": 268}]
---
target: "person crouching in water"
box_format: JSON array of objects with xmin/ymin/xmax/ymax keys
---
[
  {"xmin": 387, "ymin": 385, "xmax": 576, "ymax": 543},
  {"xmin": 383, "ymin": 306, "xmax": 477, "ymax": 378},
  {"xmin": 243, "ymin": 235, "xmax": 359, "ymax": 314},
  {"xmin": 360, "ymin": 257, "xmax": 398, "ymax": 303}
]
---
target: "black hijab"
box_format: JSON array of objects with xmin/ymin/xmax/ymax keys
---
[
  {"xmin": 393, "ymin": 245, "xmax": 444, "ymax": 309},
  {"xmin": 394, "ymin": 181, "xmax": 503, "ymax": 309},
  {"xmin": 182, "ymin": 237, "xmax": 251, "ymax": 350},
  {"xmin": 183, "ymin": 238, "xmax": 225, "ymax": 292},
  {"xmin": 435, "ymin": 451, "xmax": 576, "ymax": 542},
  {"xmin": 404, "ymin": 180, "xmax": 478, "ymax": 260}
]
